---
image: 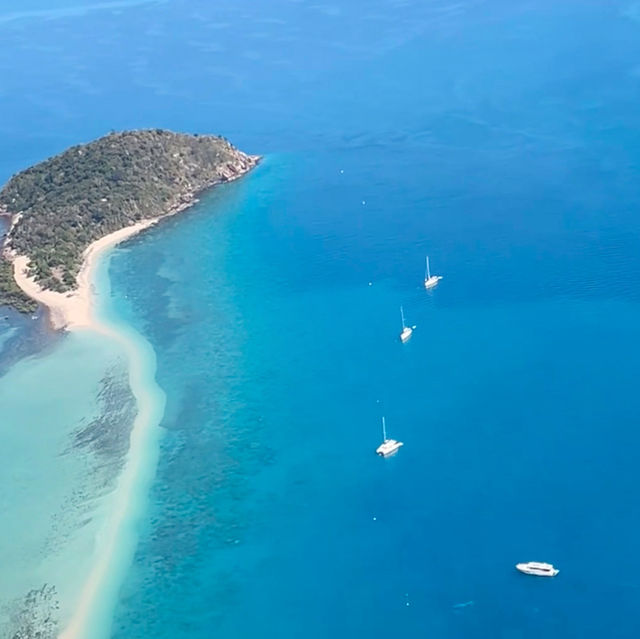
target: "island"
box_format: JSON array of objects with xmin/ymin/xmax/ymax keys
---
[{"xmin": 0, "ymin": 129, "xmax": 259, "ymax": 323}]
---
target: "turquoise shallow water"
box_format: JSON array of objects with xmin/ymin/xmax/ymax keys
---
[
  {"xmin": 0, "ymin": 328, "xmax": 134, "ymax": 634},
  {"xmin": 3, "ymin": 0, "xmax": 640, "ymax": 637}
]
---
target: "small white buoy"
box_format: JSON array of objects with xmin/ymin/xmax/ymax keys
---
[
  {"xmin": 362, "ymin": 200, "xmax": 366, "ymax": 205},
  {"xmin": 368, "ymin": 282, "xmax": 372, "ymax": 286},
  {"xmin": 340, "ymin": 169, "xmax": 344, "ymax": 174},
  {"xmin": 372, "ymin": 516, "xmax": 377, "ymax": 521}
]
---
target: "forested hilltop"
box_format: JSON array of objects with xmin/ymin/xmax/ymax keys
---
[{"xmin": 0, "ymin": 129, "xmax": 258, "ymax": 311}]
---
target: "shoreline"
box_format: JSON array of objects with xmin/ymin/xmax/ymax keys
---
[
  {"xmin": 13, "ymin": 219, "xmax": 156, "ymax": 331},
  {"xmin": 9, "ymin": 158, "xmax": 258, "ymax": 331}
]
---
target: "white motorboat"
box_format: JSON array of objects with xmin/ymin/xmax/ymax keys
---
[
  {"xmin": 376, "ymin": 416, "xmax": 403, "ymax": 457},
  {"xmin": 424, "ymin": 256, "xmax": 442, "ymax": 289},
  {"xmin": 515, "ymin": 561, "xmax": 559, "ymax": 577}
]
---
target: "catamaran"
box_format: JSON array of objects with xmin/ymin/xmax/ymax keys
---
[
  {"xmin": 399, "ymin": 306, "xmax": 415, "ymax": 343},
  {"xmin": 376, "ymin": 416, "xmax": 403, "ymax": 457},
  {"xmin": 515, "ymin": 561, "xmax": 559, "ymax": 577},
  {"xmin": 424, "ymin": 256, "xmax": 442, "ymax": 289}
]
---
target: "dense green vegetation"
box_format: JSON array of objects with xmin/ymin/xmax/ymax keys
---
[
  {"xmin": 0, "ymin": 129, "xmax": 257, "ymax": 309},
  {"xmin": 0, "ymin": 258, "xmax": 36, "ymax": 313}
]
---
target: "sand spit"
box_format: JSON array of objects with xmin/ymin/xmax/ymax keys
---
[
  {"xmin": 3, "ymin": 158, "xmax": 259, "ymax": 639},
  {"xmin": 57, "ymin": 315, "xmax": 166, "ymax": 639}
]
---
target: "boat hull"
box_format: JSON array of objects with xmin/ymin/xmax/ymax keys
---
[
  {"xmin": 376, "ymin": 440, "xmax": 403, "ymax": 457},
  {"xmin": 515, "ymin": 563, "xmax": 559, "ymax": 577},
  {"xmin": 424, "ymin": 276, "xmax": 442, "ymax": 289}
]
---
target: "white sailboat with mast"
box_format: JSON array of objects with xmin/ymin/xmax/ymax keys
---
[
  {"xmin": 424, "ymin": 256, "xmax": 442, "ymax": 289},
  {"xmin": 376, "ymin": 416, "xmax": 403, "ymax": 457},
  {"xmin": 399, "ymin": 305, "xmax": 415, "ymax": 343}
]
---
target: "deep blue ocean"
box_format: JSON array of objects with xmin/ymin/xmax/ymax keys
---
[{"xmin": 3, "ymin": 0, "xmax": 640, "ymax": 637}]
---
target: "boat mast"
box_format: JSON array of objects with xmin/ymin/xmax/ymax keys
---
[
  {"xmin": 400, "ymin": 305, "xmax": 406, "ymax": 329},
  {"xmin": 426, "ymin": 255, "xmax": 431, "ymax": 279},
  {"xmin": 382, "ymin": 416, "xmax": 387, "ymax": 441}
]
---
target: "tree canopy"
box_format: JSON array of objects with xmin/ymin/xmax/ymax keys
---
[{"xmin": 0, "ymin": 129, "xmax": 257, "ymax": 310}]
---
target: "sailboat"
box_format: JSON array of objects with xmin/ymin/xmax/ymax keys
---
[
  {"xmin": 376, "ymin": 416, "xmax": 403, "ymax": 457},
  {"xmin": 424, "ymin": 256, "xmax": 442, "ymax": 289},
  {"xmin": 399, "ymin": 305, "xmax": 415, "ymax": 343}
]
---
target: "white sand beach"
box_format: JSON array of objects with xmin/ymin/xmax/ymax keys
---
[{"xmin": 12, "ymin": 219, "xmax": 156, "ymax": 331}]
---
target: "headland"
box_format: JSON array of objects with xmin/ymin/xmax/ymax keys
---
[{"xmin": 0, "ymin": 129, "xmax": 259, "ymax": 328}]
